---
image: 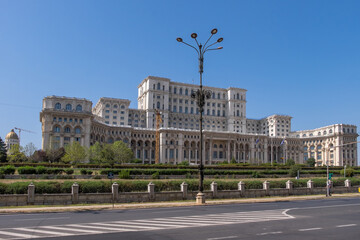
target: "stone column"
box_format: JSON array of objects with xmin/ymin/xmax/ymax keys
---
[
  {"xmin": 307, "ymin": 180, "xmax": 314, "ymax": 192},
  {"xmin": 148, "ymin": 182, "xmax": 155, "ymax": 201},
  {"xmin": 112, "ymin": 182, "xmax": 119, "ymax": 201},
  {"xmin": 263, "ymin": 180, "xmax": 270, "ymax": 195},
  {"xmin": 27, "ymin": 183, "xmax": 35, "ymax": 205},
  {"xmin": 209, "ymin": 139, "xmax": 213, "ymax": 165},
  {"xmin": 211, "ymin": 181, "xmax": 218, "ymax": 198},
  {"xmin": 238, "ymin": 181, "xmax": 245, "ymax": 197},
  {"xmin": 264, "ymin": 140, "xmax": 268, "ymax": 163},
  {"xmin": 286, "ymin": 180, "xmax": 293, "ymax": 194},
  {"xmin": 345, "ymin": 179, "xmax": 351, "ymax": 188},
  {"xmin": 227, "ymin": 141, "xmax": 231, "ymax": 163},
  {"xmin": 181, "ymin": 182, "xmax": 188, "ymax": 199},
  {"xmin": 72, "ymin": 182, "xmax": 79, "ymax": 204},
  {"xmin": 270, "ymin": 145, "xmax": 273, "ymax": 165}
]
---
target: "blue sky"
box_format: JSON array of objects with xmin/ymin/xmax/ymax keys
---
[{"xmin": 0, "ymin": 0, "xmax": 359, "ymax": 163}]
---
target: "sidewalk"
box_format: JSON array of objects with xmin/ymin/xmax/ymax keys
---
[{"xmin": 1, "ymin": 193, "xmax": 359, "ymax": 214}]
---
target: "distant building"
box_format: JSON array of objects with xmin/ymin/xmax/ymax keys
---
[
  {"xmin": 5, "ymin": 129, "xmax": 19, "ymax": 153},
  {"xmin": 40, "ymin": 76, "xmax": 358, "ymax": 166}
]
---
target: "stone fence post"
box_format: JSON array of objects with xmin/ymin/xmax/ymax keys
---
[
  {"xmin": 148, "ymin": 182, "xmax": 155, "ymax": 201},
  {"xmin": 211, "ymin": 181, "xmax": 218, "ymax": 198},
  {"xmin": 72, "ymin": 182, "xmax": 79, "ymax": 204},
  {"xmin": 112, "ymin": 182, "xmax": 119, "ymax": 201},
  {"xmin": 238, "ymin": 181, "xmax": 245, "ymax": 197},
  {"xmin": 345, "ymin": 179, "xmax": 351, "ymax": 188},
  {"xmin": 180, "ymin": 182, "xmax": 188, "ymax": 199},
  {"xmin": 27, "ymin": 183, "xmax": 35, "ymax": 205},
  {"xmin": 286, "ymin": 180, "xmax": 293, "ymax": 194},
  {"xmin": 263, "ymin": 181, "xmax": 270, "ymax": 195},
  {"xmin": 307, "ymin": 180, "xmax": 313, "ymax": 192}
]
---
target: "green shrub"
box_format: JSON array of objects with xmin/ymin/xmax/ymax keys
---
[
  {"xmin": 80, "ymin": 169, "xmax": 88, "ymax": 175},
  {"xmin": 17, "ymin": 166, "xmax": 36, "ymax": 174},
  {"xmin": 289, "ymin": 165, "xmax": 302, "ymax": 177},
  {"xmin": 151, "ymin": 171, "xmax": 160, "ymax": 179},
  {"xmin": 36, "ymin": 166, "xmax": 47, "ymax": 174},
  {"xmin": 340, "ymin": 168, "xmax": 355, "ymax": 177},
  {"xmin": 0, "ymin": 165, "xmax": 16, "ymax": 175},
  {"xmin": 86, "ymin": 170, "xmax": 93, "ymax": 175},
  {"xmin": 251, "ymin": 171, "xmax": 260, "ymax": 178},
  {"xmin": 119, "ymin": 170, "xmax": 131, "ymax": 179},
  {"xmin": 64, "ymin": 168, "xmax": 74, "ymax": 175}
]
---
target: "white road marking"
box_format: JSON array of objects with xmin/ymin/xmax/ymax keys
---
[
  {"xmin": 336, "ymin": 224, "xmax": 357, "ymax": 228},
  {"xmin": 15, "ymin": 217, "xmax": 70, "ymax": 221},
  {"xmin": 207, "ymin": 236, "xmax": 238, "ymax": 240},
  {"xmin": 15, "ymin": 227, "xmax": 73, "ymax": 237},
  {"xmin": 41, "ymin": 225, "xmax": 105, "ymax": 234},
  {"xmin": 0, "ymin": 209, "xmax": 293, "ymax": 239},
  {"xmin": 90, "ymin": 222, "xmax": 162, "ymax": 230},
  {"xmin": 257, "ymin": 231, "xmax": 283, "ymax": 236},
  {"xmin": 0, "ymin": 230, "xmax": 40, "ymax": 238},
  {"xmin": 298, "ymin": 227, "xmax": 323, "ymax": 231}
]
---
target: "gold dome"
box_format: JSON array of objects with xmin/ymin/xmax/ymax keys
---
[{"xmin": 5, "ymin": 129, "xmax": 19, "ymax": 140}]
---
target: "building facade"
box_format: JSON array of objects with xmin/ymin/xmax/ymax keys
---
[{"xmin": 40, "ymin": 76, "xmax": 358, "ymax": 166}]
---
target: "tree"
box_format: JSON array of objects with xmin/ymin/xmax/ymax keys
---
[
  {"xmin": 23, "ymin": 142, "xmax": 37, "ymax": 157},
  {"xmin": 112, "ymin": 141, "xmax": 134, "ymax": 164},
  {"xmin": 0, "ymin": 137, "xmax": 7, "ymax": 163},
  {"xmin": 306, "ymin": 158, "xmax": 316, "ymax": 167},
  {"xmin": 7, "ymin": 144, "xmax": 27, "ymax": 163},
  {"xmin": 46, "ymin": 147, "xmax": 65, "ymax": 163},
  {"xmin": 88, "ymin": 142, "xmax": 103, "ymax": 164},
  {"xmin": 101, "ymin": 144, "xmax": 115, "ymax": 167},
  {"xmin": 289, "ymin": 164, "xmax": 302, "ymax": 177},
  {"xmin": 32, "ymin": 150, "xmax": 48, "ymax": 162},
  {"xmin": 61, "ymin": 142, "xmax": 87, "ymax": 164},
  {"xmin": 285, "ymin": 159, "xmax": 295, "ymax": 166}
]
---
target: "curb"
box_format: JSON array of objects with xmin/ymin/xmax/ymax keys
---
[{"xmin": 1, "ymin": 193, "xmax": 359, "ymax": 214}]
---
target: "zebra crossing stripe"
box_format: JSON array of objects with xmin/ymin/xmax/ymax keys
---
[
  {"xmin": 0, "ymin": 230, "xmax": 40, "ymax": 239},
  {"xmin": 41, "ymin": 225, "xmax": 105, "ymax": 234},
  {"xmin": 14, "ymin": 227, "xmax": 73, "ymax": 237},
  {"xmin": 89, "ymin": 222, "xmax": 163, "ymax": 230},
  {"xmin": 67, "ymin": 224, "xmax": 138, "ymax": 232}
]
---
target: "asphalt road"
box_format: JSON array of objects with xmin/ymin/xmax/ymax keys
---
[{"xmin": 0, "ymin": 197, "xmax": 359, "ymax": 240}]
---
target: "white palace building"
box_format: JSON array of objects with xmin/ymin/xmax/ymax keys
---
[{"xmin": 40, "ymin": 76, "xmax": 358, "ymax": 166}]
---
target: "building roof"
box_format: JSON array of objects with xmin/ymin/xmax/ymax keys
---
[{"xmin": 5, "ymin": 129, "xmax": 19, "ymax": 140}]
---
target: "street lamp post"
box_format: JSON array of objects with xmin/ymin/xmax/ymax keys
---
[{"xmin": 177, "ymin": 29, "xmax": 223, "ymax": 204}]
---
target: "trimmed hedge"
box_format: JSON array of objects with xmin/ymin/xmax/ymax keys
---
[{"xmin": 1, "ymin": 178, "xmax": 359, "ymax": 194}]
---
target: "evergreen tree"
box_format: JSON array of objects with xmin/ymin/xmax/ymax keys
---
[{"xmin": 0, "ymin": 137, "xmax": 7, "ymax": 162}]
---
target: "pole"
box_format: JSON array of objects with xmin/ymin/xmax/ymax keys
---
[
  {"xmin": 344, "ymin": 165, "xmax": 346, "ymax": 178},
  {"xmin": 326, "ymin": 152, "xmax": 329, "ymax": 197}
]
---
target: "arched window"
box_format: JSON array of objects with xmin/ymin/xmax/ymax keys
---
[
  {"xmin": 66, "ymin": 104, "xmax": 72, "ymax": 111},
  {"xmin": 55, "ymin": 103, "xmax": 61, "ymax": 110},
  {"xmin": 185, "ymin": 89, "xmax": 188, "ymax": 95},
  {"xmin": 53, "ymin": 126, "xmax": 60, "ymax": 133},
  {"xmin": 214, "ymin": 144, "xmax": 218, "ymax": 148},
  {"xmin": 76, "ymin": 105, "xmax": 82, "ymax": 111},
  {"xmin": 157, "ymin": 83, "xmax": 161, "ymax": 90},
  {"xmin": 113, "ymin": 104, "xmax": 118, "ymax": 108},
  {"xmin": 65, "ymin": 127, "xmax": 71, "ymax": 133},
  {"xmin": 75, "ymin": 127, "xmax": 81, "ymax": 134},
  {"xmin": 329, "ymin": 129, "xmax": 333, "ymax": 134},
  {"xmin": 121, "ymin": 105, "xmax": 125, "ymax": 109},
  {"xmin": 106, "ymin": 104, "xmax": 110, "ymax": 108},
  {"xmin": 157, "ymin": 102, "xmax": 160, "ymax": 109},
  {"xmin": 323, "ymin": 131, "xmax": 327, "ymax": 135}
]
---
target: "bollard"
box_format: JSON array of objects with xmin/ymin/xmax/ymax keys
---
[
  {"xmin": 307, "ymin": 180, "xmax": 314, "ymax": 193},
  {"xmin": 211, "ymin": 181, "xmax": 218, "ymax": 198},
  {"xmin": 148, "ymin": 182, "xmax": 155, "ymax": 200},
  {"xmin": 72, "ymin": 182, "xmax": 79, "ymax": 204},
  {"xmin": 27, "ymin": 183, "xmax": 35, "ymax": 205},
  {"xmin": 180, "ymin": 182, "xmax": 188, "ymax": 200},
  {"xmin": 112, "ymin": 182, "xmax": 119, "ymax": 201},
  {"xmin": 263, "ymin": 181, "xmax": 270, "ymax": 196},
  {"xmin": 345, "ymin": 179, "xmax": 351, "ymax": 188},
  {"xmin": 286, "ymin": 180, "xmax": 293, "ymax": 194}
]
